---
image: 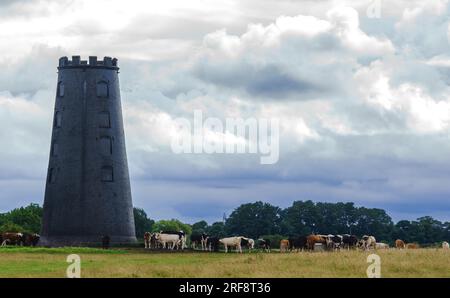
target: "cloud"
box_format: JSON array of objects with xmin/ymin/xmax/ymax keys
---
[{"xmin": 1, "ymin": 1, "xmax": 450, "ymax": 223}]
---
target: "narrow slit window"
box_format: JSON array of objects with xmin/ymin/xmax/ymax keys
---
[
  {"xmin": 54, "ymin": 111, "xmax": 62, "ymax": 128},
  {"xmin": 48, "ymin": 168, "xmax": 56, "ymax": 184},
  {"xmin": 57, "ymin": 82, "xmax": 64, "ymax": 97},
  {"xmin": 101, "ymin": 166, "xmax": 113, "ymax": 182},
  {"xmin": 98, "ymin": 112, "xmax": 111, "ymax": 128},
  {"xmin": 99, "ymin": 136, "xmax": 112, "ymax": 155},
  {"xmin": 97, "ymin": 81, "xmax": 109, "ymax": 98},
  {"xmin": 51, "ymin": 142, "xmax": 59, "ymax": 156}
]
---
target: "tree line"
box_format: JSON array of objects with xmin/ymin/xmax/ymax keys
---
[{"xmin": 1, "ymin": 201, "xmax": 449, "ymax": 246}]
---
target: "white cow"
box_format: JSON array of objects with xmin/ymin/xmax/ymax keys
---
[
  {"xmin": 154, "ymin": 233, "xmax": 181, "ymax": 250},
  {"xmin": 443, "ymin": 241, "xmax": 449, "ymax": 250},
  {"xmin": 375, "ymin": 242, "xmax": 389, "ymax": 249},
  {"xmin": 219, "ymin": 236, "xmax": 244, "ymax": 253},
  {"xmin": 359, "ymin": 235, "xmax": 376, "ymax": 250}
]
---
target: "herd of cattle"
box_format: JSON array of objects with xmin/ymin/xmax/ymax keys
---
[
  {"xmin": 143, "ymin": 231, "xmax": 450, "ymax": 253},
  {"xmin": 0, "ymin": 232, "xmax": 40, "ymax": 247},
  {"xmin": 1, "ymin": 231, "xmax": 449, "ymax": 253}
]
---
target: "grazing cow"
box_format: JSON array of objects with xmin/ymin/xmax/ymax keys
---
[
  {"xmin": 161, "ymin": 230, "xmax": 186, "ymax": 250},
  {"xmin": 288, "ymin": 236, "xmax": 307, "ymax": 252},
  {"xmin": 280, "ymin": 239, "xmax": 289, "ymax": 252},
  {"xmin": 442, "ymin": 241, "xmax": 449, "ymax": 250},
  {"xmin": 101, "ymin": 235, "xmax": 110, "ymax": 249},
  {"xmin": 191, "ymin": 233, "xmax": 209, "ymax": 250},
  {"xmin": 406, "ymin": 243, "xmax": 419, "ymax": 249},
  {"xmin": 144, "ymin": 232, "xmax": 151, "ymax": 249},
  {"xmin": 240, "ymin": 237, "xmax": 255, "ymax": 250},
  {"xmin": 206, "ymin": 237, "xmax": 220, "ymax": 252},
  {"xmin": 306, "ymin": 234, "xmax": 327, "ymax": 251},
  {"xmin": 395, "ymin": 239, "xmax": 405, "ymax": 249},
  {"xmin": 154, "ymin": 233, "xmax": 181, "ymax": 250},
  {"xmin": 342, "ymin": 234, "xmax": 358, "ymax": 249},
  {"xmin": 358, "ymin": 235, "xmax": 376, "ymax": 250},
  {"xmin": 22, "ymin": 233, "xmax": 40, "ymax": 247},
  {"xmin": 219, "ymin": 236, "xmax": 244, "ymax": 253},
  {"xmin": 257, "ymin": 238, "xmax": 271, "ymax": 252},
  {"xmin": 1, "ymin": 233, "xmax": 23, "ymax": 246},
  {"xmin": 326, "ymin": 235, "xmax": 343, "ymax": 250},
  {"xmin": 375, "ymin": 242, "xmax": 389, "ymax": 250}
]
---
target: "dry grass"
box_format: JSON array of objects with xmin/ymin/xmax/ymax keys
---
[{"xmin": 0, "ymin": 248, "xmax": 449, "ymax": 278}]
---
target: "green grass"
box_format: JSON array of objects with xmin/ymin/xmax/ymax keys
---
[{"xmin": 0, "ymin": 247, "xmax": 449, "ymax": 278}]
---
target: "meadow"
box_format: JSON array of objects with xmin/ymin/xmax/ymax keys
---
[{"xmin": 0, "ymin": 247, "xmax": 449, "ymax": 278}]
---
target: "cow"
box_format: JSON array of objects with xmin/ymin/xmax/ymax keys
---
[
  {"xmin": 442, "ymin": 241, "xmax": 449, "ymax": 250},
  {"xmin": 154, "ymin": 233, "xmax": 181, "ymax": 250},
  {"xmin": 101, "ymin": 235, "xmax": 110, "ymax": 249},
  {"xmin": 326, "ymin": 234, "xmax": 343, "ymax": 251},
  {"xmin": 288, "ymin": 236, "xmax": 307, "ymax": 252},
  {"xmin": 358, "ymin": 235, "xmax": 376, "ymax": 250},
  {"xmin": 160, "ymin": 230, "xmax": 186, "ymax": 250},
  {"xmin": 191, "ymin": 233, "xmax": 209, "ymax": 250},
  {"xmin": 144, "ymin": 232, "xmax": 151, "ymax": 249},
  {"xmin": 257, "ymin": 238, "xmax": 271, "ymax": 252},
  {"xmin": 342, "ymin": 234, "xmax": 358, "ymax": 250},
  {"xmin": 240, "ymin": 237, "xmax": 255, "ymax": 251},
  {"xmin": 1, "ymin": 233, "xmax": 23, "ymax": 246},
  {"xmin": 206, "ymin": 236, "xmax": 220, "ymax": 252},
  {"xmin": 219, "ymin": 236, "xmax": 244, "ymax": 253},
  {"xmin": 375, "ymin": 242, "xmax": 389, "ymax": 249},
  {"xmin": 395, "ymin": 239, "xmax": 405, "ymax": 249},
  {"xmin": 406, "ymin": 243, "xmax": 419, "ymax": 249},
  {"xmin": 22, "ymin": 233, "xmax": 40, "ymax": 247},
  {"xmin": 280, "ymin": 239, "xmax": 289, "ymax": 252},
  {"xmin": 306, "ymin": 234, "xmax": 327, "ymax": 251}
]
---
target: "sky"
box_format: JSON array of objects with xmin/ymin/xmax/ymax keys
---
[{"xmin": 1, "ymin": 0, "xmax": 450, "ymax": 223}]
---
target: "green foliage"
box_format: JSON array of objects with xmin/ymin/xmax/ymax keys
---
[
  {"xmin": 225, "ymin": 201, "xmax": 282, "ymax": 238},
  {"xmin": 133, "ymin": 208, "xmax": 154, "ymax": 238},
  {"xmin": 152, "ymin": 219, "xmax": 192, "ymax": 235},
  {"xmin": 0, "ymin": 203, "xmax": 42, "ymax": 233},
  {"xmin": 206, "ymin": 222, "xmax": 226, "ymax": 238},
  {"xmin": 0, "ymin": 222, "xmax": 25, "ymax": 233},
  {"xmin": 192, "ymin": 220, "xmax": 208, "ymax": 234}
]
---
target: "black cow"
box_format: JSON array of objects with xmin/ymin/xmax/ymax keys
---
[
  {"xmin": 206, "ymin": 237, "xmax": 220, "ymax": 252},
  {"xmin": 22, "ymin": 233, "xmax": 40, "ymax": 247},
  {"xmin": 257, "ymin": 238, "xmax": 271, "ymax": 252},
  {"xmin": 342, "ymin": 234, "xmax": 358, "ymax": 249},
  {"xmin": 190, "ymin": 233, "xmax": 208, "ymax": 250},
  {"xmin": 288, "ymin": 236, "xmax": 308, "ymax": 252}
]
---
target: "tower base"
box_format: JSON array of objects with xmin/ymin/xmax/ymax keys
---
[{"xmin": 38, "ymin": 235, "xmax": 137, "ymax": 247}]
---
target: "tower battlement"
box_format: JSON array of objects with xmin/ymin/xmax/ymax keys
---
[{"xmin": 58, "ymin": 56, "xmax": 118, "ymax": 69}]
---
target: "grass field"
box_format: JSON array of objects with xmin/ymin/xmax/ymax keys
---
[{"xmin": 0, "ymin": 247, "xmax": 449, "ymax": 278}]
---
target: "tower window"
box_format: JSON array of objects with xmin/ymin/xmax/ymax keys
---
[
  {"xmin": 101, "ymin": 166, "xmax": 114, "ymax": 182},
  {"xmin": 57, "ymin": 82, "xmax": 64, "ymax": 97},
  {"xmin": 99, "ymin": 136, "xmax": 112, "ymax": 155},
  {"xmin": 97, "ymin": 81, "xmax": 109, "ymax": 98},
  {"xmin": 98, "ymin": 112, "xmax": 111, "ymax": 128},
  {"xmin": 48, "ymin": 168, "xmax": 56, "ymax": 184},
  {"xmin": 54, "ymin": 111, "xmax": 62, "ymax": 128},
  {"xmin": 51, "ymin": 142, "xmax": 59, "ymax": 156}
]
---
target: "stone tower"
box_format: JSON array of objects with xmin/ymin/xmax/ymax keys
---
[{"xmin": 40, "ymin": 56, "xmax": 136, "ymax": 246}]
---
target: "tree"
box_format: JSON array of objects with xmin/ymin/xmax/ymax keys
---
[
  {"xmin": 192, "ymin": 220, "xmax": 209, "ymax": 235},
  {"xmin": 207, "ymin": 222, "xmax": 226, "ymax": 238},
  {"xmin": 133, "ymin": 207, "xmax": 154, "ymax": 238},
  {"xmin": 225, "ymin": 201, "xmax": 282, "ymax": 238},
  {"xmin": 152, "ymin": 219, "xmax": 192, "ymax": 235},
  {"xmin": 0, "ymin": 222, "xmax": 25, "ymax": 233},
  {"xmin": 280, "ymin": 200, "xmax": 320, "ymax": 236},
  {"xmin": 353, "ymin": 207, "xmax": 393, "ymax": 242},
  {"xmin": 0, "ymin": 203, "xmax": 42, "ymax": 233}
]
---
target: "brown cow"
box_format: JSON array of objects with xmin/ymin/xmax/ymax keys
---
[
  {"xmin": 144, "ymin": 232, "xmax": 151, "ymax": 249},
  {"xmin": 395, "ymin": 239, "xmax": 405, "ymax": 249},
  {"xmin": 280, "ymin": 239, "xmax": 289, "ymax": 252},
  {"xmin": 1, "ymin": 233, "xmax": 23, "ymax": 246},
  {"xmin": 306, "ymin": 234, "xmax": 327, "ymax": 251},
  {"xmin": 406, "ymin": 243, "xmax": 419, "ymax": 249},
  {"xmin": 22, "ymin": 233, "xmax": 40, "ymax": 247}
]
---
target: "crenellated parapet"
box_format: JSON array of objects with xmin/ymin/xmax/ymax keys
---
[{"xmin": 58, "ymin": 56, "xmax": 119, "ymax": 69}]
